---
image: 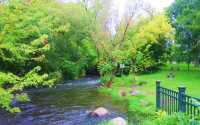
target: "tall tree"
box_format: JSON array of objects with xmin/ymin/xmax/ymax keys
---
[{"xmin": 168, "ymin": 0, "xmax": 200, "ymax": 69}]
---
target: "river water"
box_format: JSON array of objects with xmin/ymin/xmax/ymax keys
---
[{"xmin": 0, "ymin": 77, "xmax": 127, "ymax": 125}]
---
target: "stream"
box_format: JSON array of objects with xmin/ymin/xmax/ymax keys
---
[{"xmin": 0, "ymin": 77, "xmax": 127, "ymax": 125}]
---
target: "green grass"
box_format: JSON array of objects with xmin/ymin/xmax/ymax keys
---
[
  {"xmin": 135, "ymin": 63, "xmax": 200, "ymax": 103},
  {"xmin": 99, "ymin": 113, "xmax": 200, "ymax": 125},
  {"xmin": 111, "ymin": 63, "xmax": 200, "ymax": 103},
  {"xmin": 99, "ymin": 63, "xmax": 200, "ymax": 124}
]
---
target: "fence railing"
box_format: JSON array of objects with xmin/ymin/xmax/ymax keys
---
[{"xmin": 156, "ymin": 81, "xmax": 200, "ymax": 118}]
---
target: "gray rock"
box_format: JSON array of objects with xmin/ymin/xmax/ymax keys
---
[
  {"xmin": 109, "ymin": 117, "xmax": 127, "ymax": 125},
  {"xmin": 89, "ymin": 107, "xmax": 109, "ymax": 117}
]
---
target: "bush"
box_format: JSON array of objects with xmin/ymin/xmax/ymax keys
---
[
  {"xmin": 49, "ymin": 71, "xmax": 63, "ymax": 84},
  {"xmin": 0, "ymin": 66, "xmax": 56, "ymax": 112},
  {"xmin": 0, "ymin": 88, "xmax": 13, "ymax": 111},
  {"xmin": 99, "ymin": 75, "xmax": 112, "ymax": 85},
  {"xmin": 15, "ymin": 93, "xmax": 30, "ymax": 103},
  {"xmin": 98, "ymin": 61, "xmax": 114, "ymax": 76},
  {"xmin": 10, "ymin": 107, "xmax": 21, "ymax": 113}
]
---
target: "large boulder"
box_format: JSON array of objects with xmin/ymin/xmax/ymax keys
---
[
  {"xmin": 109, "ymin": 117, "xmax": 127, "ymax": 125},
  {"xmin": 89, "ymin": 107, "xmax": 109, "ymax": 117}
]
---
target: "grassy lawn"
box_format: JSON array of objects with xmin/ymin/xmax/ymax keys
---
[
  {"xmin": 131, "ymin": 63, "xmax": 199, "ymax": 99},
  {"xmin": 99, "ymin": 63, "xmax": 200, "ymax": 121},
  {"xmin": 136, "ymin": 63, "xmax": 200, "ymax": 103}
]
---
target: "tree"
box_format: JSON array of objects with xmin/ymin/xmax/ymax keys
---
[
  {"xmin": 0, "ymin": 0, "xmax": 71, "ymax": 112},
  {"xmin": 45, "ymin": 3, "xmax": 97, "ymax": 79},
  {"xmin": 126, "ymin": 14, "xmax": 174, "ymax": 72},
  {"xmin": 168, "ymin": 0, "xmax": 200, "ymax": 70}
]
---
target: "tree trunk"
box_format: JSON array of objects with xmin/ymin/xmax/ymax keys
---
[{"xmin": 106, "ymin": 68, "xmax": 117, "ymax": 88}]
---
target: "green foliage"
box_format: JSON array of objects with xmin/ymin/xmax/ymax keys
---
[
  {"xmin": 9, "ymin": 107, "xmax": 21, "ymax": 113},
  {"xmin": 0, "ymin": 0, "xmax": 99, "ymax": 112},
  {"xmin": 98, "ymin": 61, "xmax": 114, "ymax": 76},
  {"xmin": 126, "ymin": 14, "xmax": 173, "ymax": 73},
  {"xmin": 0, "ymin": 66, "xmax": 55, "ymax": 112},
  {"xmin": 20, "ymin": 66, "xmax": 55, "ymax": 88},
  {"xmin": 97, "ymin": 61, "xmax": 116, "ymax": 85},
  {"xmin": 99, "ymin": 75, "xmax": 112, "ymax": 85},
  {"xmin": 0, "ymin": 87, "xmax": 20, "ymax": 113},
  {"xmin": 49, "ymin": 71, "xmax": 63, "ymax": 84},
  {"xmin": 168, "ymin": 0, "xmax": 200, "ymax": 64},
  {"xmin": 96, "ymin": 14, "xmax": 173, "ymax": 79},
  {"xmin": 0, "ymin": 88, "xmax": 13, "ymax": 110},
  {"xmin": 45, "ymin": 3, "xmax": 97, "ymax": 79},
  {"xmin": 0, "ymin": 72, "xmax": 20, "ymax": 86},
  {"xmin": 143, "ymin": 113, "xmax": 198, "ymax": 125},
  {"xmin": 0, "ymin": 66, "xmax": 56, "ymax": 92},
  {"xmin": 0, "ymin": 1, "xmax": 54, "ymax": 73},
  {"xmin": 15, "ymin": 93, "xmax": 30, "ymax": 103}
]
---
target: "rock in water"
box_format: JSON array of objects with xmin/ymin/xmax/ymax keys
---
[
  {"xmin": 89, "ymin": 107, "xmax": 109, "ymax": 117},
  {"xmin": 110, "ymin": 117, "xmax": 127, "ymax": 125}
]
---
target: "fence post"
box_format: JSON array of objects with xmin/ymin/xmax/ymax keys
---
[
  {"xmin": 156, "ymin": 80, "xmax": 161, "ymax": 110},
  {"xmin": 178, "ymin": 86, "xmax": 186, "ymax": 113}
]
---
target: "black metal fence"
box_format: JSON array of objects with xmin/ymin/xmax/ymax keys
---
[{"xmin": 156, "ymin": 81, "xmax": 200, "ymax": 118}]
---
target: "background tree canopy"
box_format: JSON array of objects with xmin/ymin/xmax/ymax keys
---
[{"xmin": 168, "ymin": 0, "xmax": 200, "ymax": 69}]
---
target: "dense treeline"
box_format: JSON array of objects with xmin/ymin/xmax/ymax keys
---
[
  {"xmin": 168, "ymin": 0, "xmax": 200, "ymax": 69},
  {"xmin": 0, "ymin": 0, "xmax": 174, "ymax": 111},
  {"xmin": 0, "ymin": 0, "xmax": 97, "ymax": 112}
]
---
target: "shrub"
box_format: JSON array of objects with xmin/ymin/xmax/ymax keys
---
[
  {"xmin": 100, "ymin": 75, "xmax": 112, "ymax": 85},
  {"xmin": 98, "ymin": 61, "xmax": 114, "ymax": 76},
  {"xmin": 15, "ymin": 93, "xmax": 30, "ymax": 103},
  {"xmin": 49, "ymin": 71, "xmax": 63, "ymax": 84},
  {"xmin": 0, "ymin": 88, "xmax": 13, "ymax": 111},
  {"xmin": 10, "ymin": 107, "xmax": 21, "ymax": 113}
]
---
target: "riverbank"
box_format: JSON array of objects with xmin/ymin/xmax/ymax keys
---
[{"xmin": 99, "ymin": 63, "xmax": 200, "ymax": 124}]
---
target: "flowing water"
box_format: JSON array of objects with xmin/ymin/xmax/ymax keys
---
[{"xmin": 0, "ymin": 77, "xmax": 127, "ymax": 125}]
